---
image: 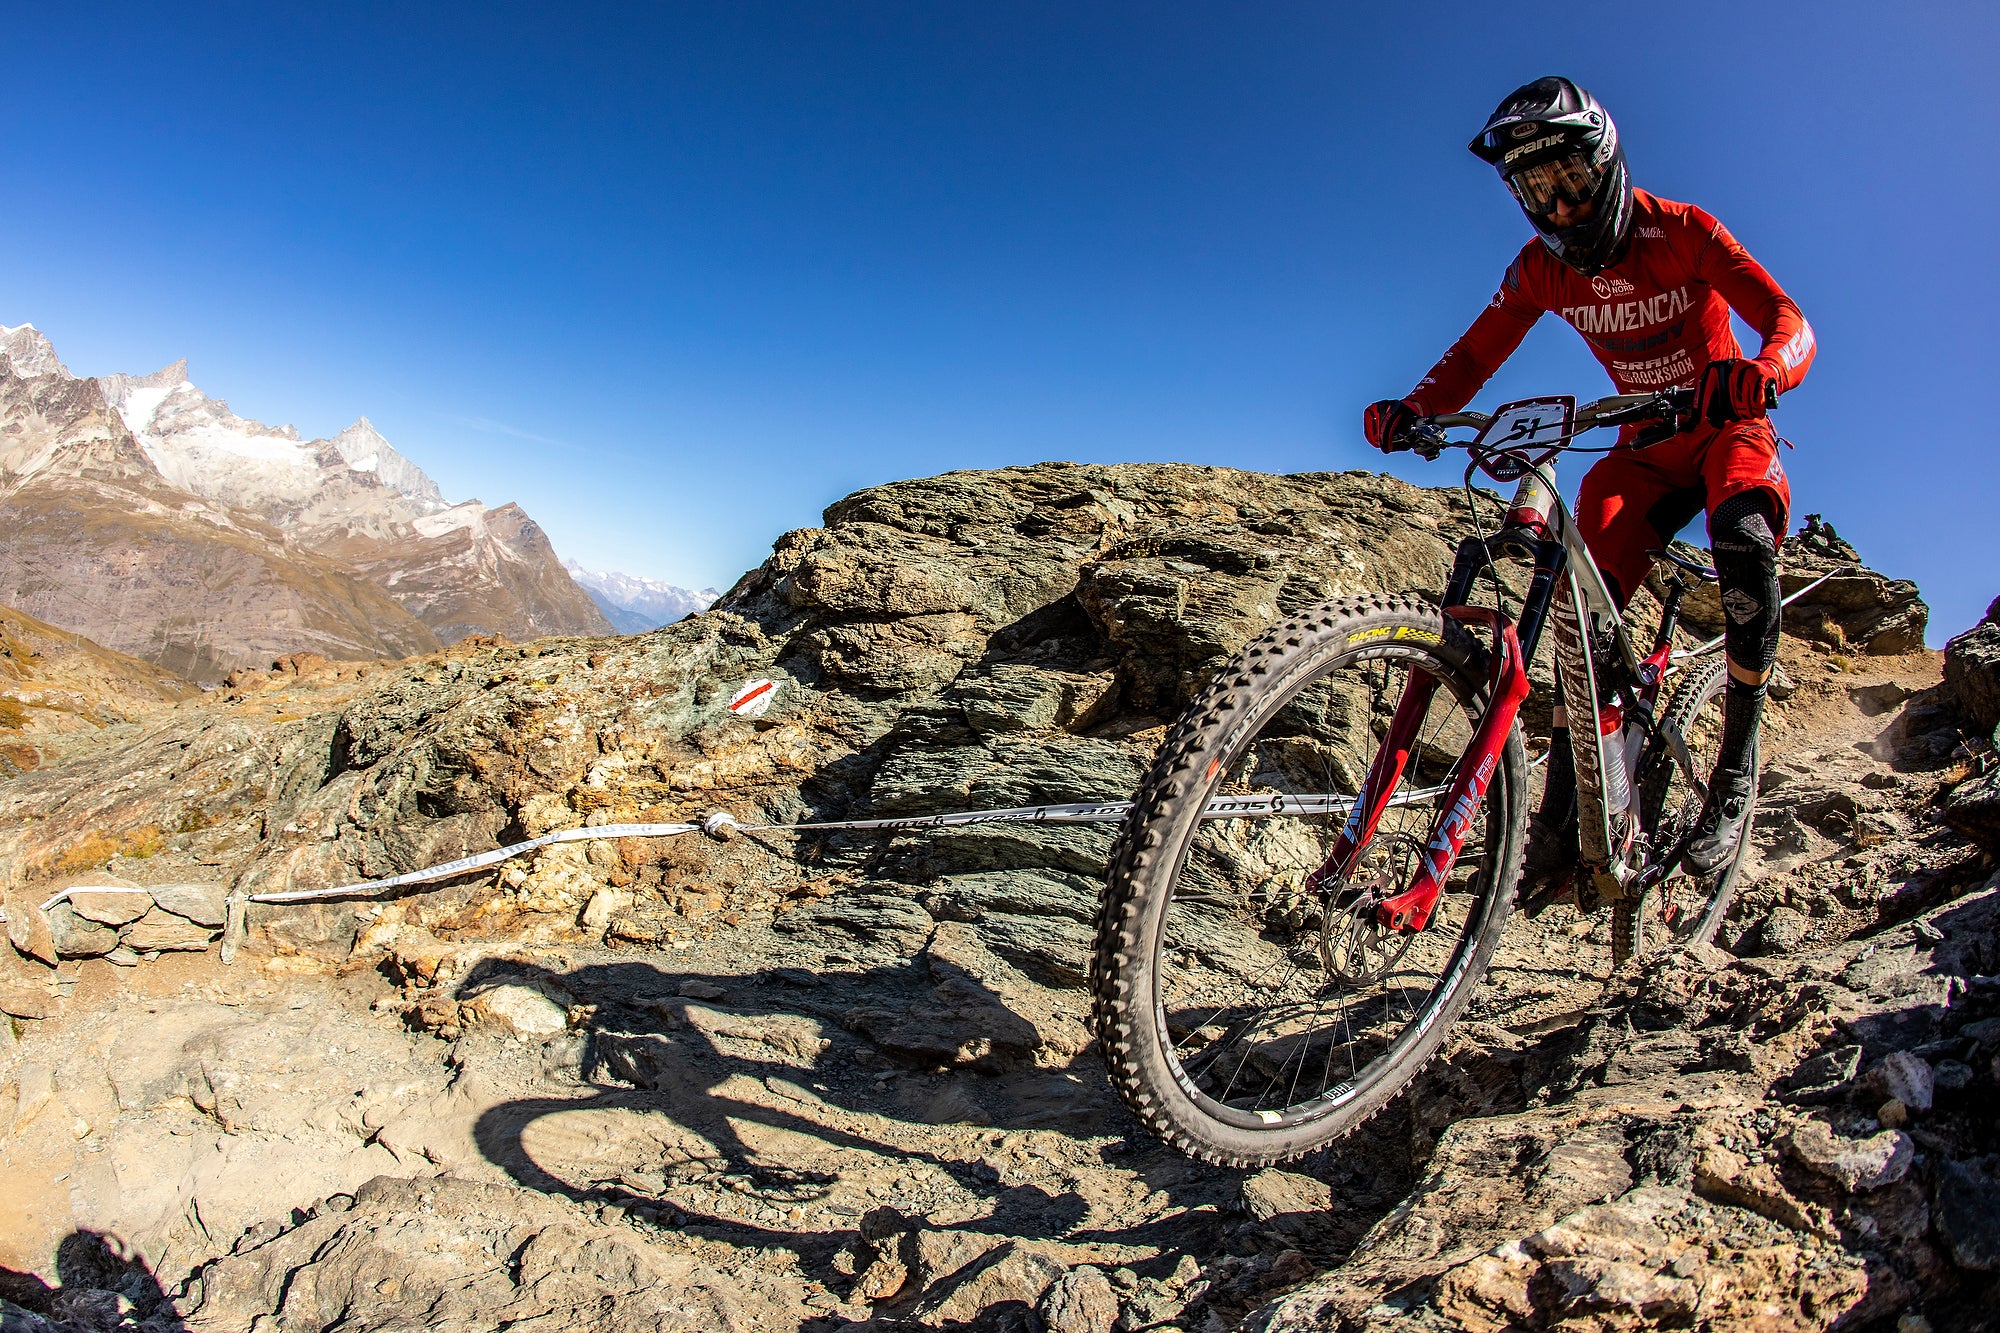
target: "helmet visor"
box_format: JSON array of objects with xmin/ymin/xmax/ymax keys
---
[{"xmin": 1507, "ymin": 152, "xmax": 1603, "ymax": 215}]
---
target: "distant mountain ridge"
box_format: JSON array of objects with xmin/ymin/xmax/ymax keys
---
[
  {"xmin": 0, "ymin": 323, "xmax": 612, "ymax": 680},
  {"xmin": 97, "ymin": 354, "xmax": 451, "ymax": 524},
  {"xmin": 563, "ymin": 560, "xmax": 717, "ymax": 634}
]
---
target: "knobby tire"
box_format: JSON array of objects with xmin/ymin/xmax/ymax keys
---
[{"xmin": 1089, "ymin": 594, "xmax": 1527, "ymax": 1166}]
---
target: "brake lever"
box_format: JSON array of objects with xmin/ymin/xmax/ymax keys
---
[
  {"xmin": 1407, "ymin": 421, "xmax": 1448, "ymax": 461},
  {"xmin": 1632, "ymin": 419, "xmax": 1679, "ymax": 449},
  {"xmin": 1607, "ymin": 389, "xmax": 1699, "ymax": 449}
]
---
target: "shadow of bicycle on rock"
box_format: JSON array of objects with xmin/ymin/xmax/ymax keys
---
[{"xmin": 456, "ymin": 947, "xmax": 1280, "ymax": 1274}]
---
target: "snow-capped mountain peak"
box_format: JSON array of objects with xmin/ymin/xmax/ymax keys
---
[
  {"xmin": 6, "ymin": 335, "xmax": 439, "ymax": 521},
  {"xmin": 562, "ymin": 559, "xmax": 717, "ymax": 634},
  {"xmin": 97, "ymin": 364, "xmax": 320, "ymax": 507},
  {"xmin": 412, "ymin": 499, "xmax": 490, "ymax": 540},
  {"xmin": 332, "ymin": 416, "xmax": 389, "ymax": 469},
  {"xmin": 329, "ymin": 416, "xmax": 447, "ymax": 513},
  {"xmin": 0, "ymin": 323, "xmax": 616, "ymax": 676},
  {"xmin": 107, "ymin": 361, "xmax": 198, "ymax": 443},
  {"xmin": 0, "ymin": 324, "xmax": 74, "ymax": 380},
  {"xmin": 92, "ymin": 363, "xmax": 456, "ymax": 525}
]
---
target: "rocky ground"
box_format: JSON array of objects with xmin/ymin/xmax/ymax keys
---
[
  {"xmin": 0, "ymin": 605, "xmax": 200, "ymax": 779},
  {"xmin": 0, "ymin": 463, "xmax": 1994, "ymax": 1332}
]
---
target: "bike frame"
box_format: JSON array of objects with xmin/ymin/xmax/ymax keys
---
[
  {"xmin": 1505, "ymin": 456, "xmax": 1660, "ymax": 902},
  {"xmin": 1329, "ymin": 393, "xmax": 1704, "ymax": 930}
]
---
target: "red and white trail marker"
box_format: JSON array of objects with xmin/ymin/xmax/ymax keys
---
[{"xmin": 728, "ymin": 678, "xmax": 779, "ymax": 718}]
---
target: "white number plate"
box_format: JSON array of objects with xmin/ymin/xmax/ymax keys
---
[{"xmin": 1474, "ymin": 396, "xmax": 1574, "ymax": 455}]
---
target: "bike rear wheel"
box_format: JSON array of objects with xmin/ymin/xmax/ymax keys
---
[
  {"xmin": 1090, "ymin": 594, "xmax": 1527, "ymax": 1166},
  {"xmin": 1612, "ymin": 655, "xmax": 1757, "ymax": 963}
]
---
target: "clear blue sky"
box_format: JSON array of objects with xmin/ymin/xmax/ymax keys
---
[{"xmin": 5, "ymin": 3, "xmax": 1994, "ymax": 639}]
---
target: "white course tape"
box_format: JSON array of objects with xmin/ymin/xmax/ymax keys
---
[
  {"xmin": 229, "ymin": 783, "xmax": 1447, "ymax": 908},
  {"xmin": 244, "ymin": 821, "xmax": 701, "ymax": 904},
  {"xmin": 31, "ymin": 787, "xmax": 1451, "ymax": 914},
  {"xmin": 37, "ymin": 886, "xmax": 156, "ymax": 913}
]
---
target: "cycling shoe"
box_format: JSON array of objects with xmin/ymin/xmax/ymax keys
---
[{"xmin": 1682, "ymin": 766, "xmax": 1754, "ymax": 878}]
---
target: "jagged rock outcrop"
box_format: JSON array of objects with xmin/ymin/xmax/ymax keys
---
[
  {"xmin": 1940, "ymin": 597, "xmax": 2000, "ymax": 851},
  {"xmin": 1248, "ymin": 877, "xmax": 2000, "ymax": 1331},
  {"xmin": 1945, "ymin": 595, "xmax": 2000, "ymax": 738},
  {"xmin": 0, "ymin": 462, "xmax": 1990, "ymax": 1333},
  {"xmin": 180, "ymin": 1174, "xmax": 810, "ymax": 1332},
  {"xmin": 0, "ymin": 325, "xmax": 609, "ymax": 680},
  {"xmin": 1678, "ymin": 513, "xmax": 1930, "ymax": 655}
]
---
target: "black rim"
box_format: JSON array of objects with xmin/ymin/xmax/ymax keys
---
[
  {"xmin": 1146, "ymin": 642, "xmax": 1497, "ymax": 1131},
  {"xmin": 1639, "ymin": 668, "xmax": 1741, "ymax": 947}
]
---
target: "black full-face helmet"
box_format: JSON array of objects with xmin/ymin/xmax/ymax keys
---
[{"xmin": 1470, "ymin": 77, "xmax": 1633, "ymax": 277}]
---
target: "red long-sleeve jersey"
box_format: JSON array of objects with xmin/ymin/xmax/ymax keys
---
[{"xmin": 1405, "ymin": 190, "xmax": 1815, "ymax": 415}]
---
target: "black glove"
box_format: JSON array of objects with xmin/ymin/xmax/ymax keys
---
[{"xmin": 1363, "ymin": 399, "xmax": 1419, "ymax": 453}]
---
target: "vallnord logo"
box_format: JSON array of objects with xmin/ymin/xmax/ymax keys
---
[{"xmin": 1591, "ymin": 274, "xmax": 1636, "ymax": 298}]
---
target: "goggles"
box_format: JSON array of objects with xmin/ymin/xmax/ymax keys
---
[{"xmin": 1506, "ymin": 151, "xmax": 1603, "ymax": 216}]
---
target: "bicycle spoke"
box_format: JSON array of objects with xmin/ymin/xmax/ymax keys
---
[
  {"xmin": 1153, "ymin": 646, "xmax": 1496, "ymax": 1121},
  {"xmin": 1622, "ymin": 657, "xmax": 1747, "ymax": 960}
]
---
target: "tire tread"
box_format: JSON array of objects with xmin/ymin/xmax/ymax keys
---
[{"xmin": 1089, "ymin": 594, "xmax": 1527, "ymax": 1166}]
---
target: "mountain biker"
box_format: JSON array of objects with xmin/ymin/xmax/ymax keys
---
[{"xmin": 1363, "ymin": 76, "xmax": 1814, "ymax": 890}]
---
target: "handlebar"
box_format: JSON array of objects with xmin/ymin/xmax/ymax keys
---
[
  {"xmin": 1405, "ymin": 387, "xmax": 1698, "ymax": 461},
  {"xmin": 1430, "ymin": 387, "xmax": 1695, "ymax": 433}
]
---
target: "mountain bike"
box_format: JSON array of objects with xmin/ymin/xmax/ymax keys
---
[{"xmin": 1089, "ymin": 387, "xmax": 1767, "ymax": 1166}]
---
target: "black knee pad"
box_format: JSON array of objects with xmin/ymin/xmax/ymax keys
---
[{"xmin": 1709, "ymin": 491, "xmax": 1781, "ymax": 675}]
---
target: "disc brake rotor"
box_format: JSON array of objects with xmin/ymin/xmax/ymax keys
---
[{"xmin": 1318, "ymin": 832, "xmax": 1423, "ymax": 983}]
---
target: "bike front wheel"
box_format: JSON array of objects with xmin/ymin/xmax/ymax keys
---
[{"xmin": 1090, "ymin": 594, "xmax": 1527, "ymax": 1166}]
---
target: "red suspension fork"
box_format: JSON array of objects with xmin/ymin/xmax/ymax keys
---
[
  {"xmin": 1304, "ymin": 662, "xmax": 1442, "ymax": 893},
  {"xmin": 1373, "ymin": 608, "xmax": 1532, "ymax": 932}
]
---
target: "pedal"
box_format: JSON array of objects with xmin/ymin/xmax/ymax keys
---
[
  {"xmin": 1573, "ymin": 865, "xmax": 1632, "ymax": 914},
  {"xmin": 1591, "ymin": 866, "xmax": 1633, "ymax": 904}
]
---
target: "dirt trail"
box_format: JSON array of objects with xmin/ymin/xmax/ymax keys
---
[{"xmin": 2, "ymin": 465, "xmax": 1993, "ymax": 1331}]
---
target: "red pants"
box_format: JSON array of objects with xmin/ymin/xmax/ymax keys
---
[{"xmin": 1574, "ymin": 418, "xmax": 1791, "ymax": 607}]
